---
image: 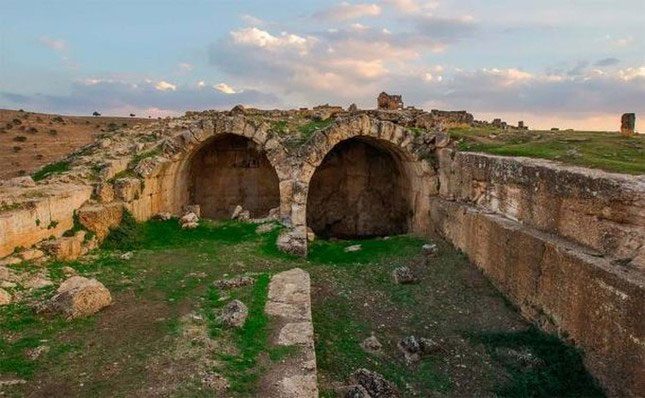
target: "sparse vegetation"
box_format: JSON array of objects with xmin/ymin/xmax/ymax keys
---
[
  {"xmin": 450, "ymin": 126, "xmax": 645, "ymax": 175},
  {"xmin": 32, "ymin": 160, "xmax": 71, "ymax": 181}
]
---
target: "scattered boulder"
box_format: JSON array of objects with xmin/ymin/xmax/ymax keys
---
[
  {"xmin": 180, "ymin": 212, "xmax": 199, "ymax": 229},
  {"xmin": 202, "ymin": 371, "xmax": 230, "ymax": 391},
  {"xmin": 306, "ymin": 227, "xmax": 316, "ymax": 242},
  {"xmin": 0, "ymin": 256, "xmax": 21, "ymax": 266},
  {"xmin": 214, "ymin": 276, "xmax": 254, "ymax": 289},
  {"xmin": 422, "ymin": 243, "xmax": 438, "ymax": 256},
  {"xmin": 25, "ymin": 345, "xmax": 49, "ymax": 360},
  {"xmin": 40, "ymin": 231, "xmax": 87, "ymax": 261},
  {"xmin": 392, "ymin": 266, "xmax": 417, "ymax": 284},
  {"xmin": 39, "ymin": 276, "xmax": 112, "ymax": 319},
  {"xmin": 342, "ymin": 384, "xmax": 371, "ymax": 397},
  {"xmin": 0, "ymin": 266, "xmax": 19, "ymax": 282},
  {"xmin": 22, "ymin": 275, "xmax": 53, "ymax": 290},
  {"xmin": 361, "ymin": 334, "xmax": 383, "ymax": 354},
  {"xmin": 350, "ymin": 368, "xmax": 400, "ymax": 397},
  {"xmin": 19, "ymin": 248, "xmax": 45, "ymax": 262},
  {"xmin": 397, "ymin": 335, "xmax": 441, "ymax": 363},
  {"xmin": 182, "ymin": 204, "xmax": 201, "ymax": 218},
  {"xmin": 345, "ymin": 244, "xmax": 362, "ymax": 253},
  {"xmin": 61, "ymin": 266, "xmax": 77, "ymax": 276},
  {"xmin": 231, "ymin": 205, "xmax": 243, "ymax": 220},
  {"xmin": 120, "ymin": 251, "xmax": 133, "ymax": 260},
  {"xmin": 277, "ymin": 230, "xmax": 307, "ymax": 256},
  {"xmin": 217, "ymin": 299, "xmax": 248, "ymax": 328},
  {"xmin": 435, "ymin": 132, "xmax": 451, "ymax": 148},
  {"xmin": 155, "ymin": 212, "xmax": 173, "ymax": 221},
  {"xmin": 0, "ymin": 288, "xmax": 12, "ymax": 305}
]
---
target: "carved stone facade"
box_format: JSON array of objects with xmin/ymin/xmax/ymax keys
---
[{"xmin": 377, "ymin": 92, "xmax": 404, "ymax": 110}]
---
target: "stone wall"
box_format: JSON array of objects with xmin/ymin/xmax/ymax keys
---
[{"xmin": 433, "ymin": 151, "xmax": 645, "ymax": 397}]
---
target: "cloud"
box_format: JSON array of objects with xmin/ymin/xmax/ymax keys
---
[
  {"xmin": 605, "ymin": 35, "xmax": 634, "ymax": 47},
  {"xmin": 594, "ymin": 57, "xmax": 620, "ymax": 67},
  {"xmin": 155, "ymin": 81, "xmax": 177, "ymax": 91},
  {"xmin": 214, "ymin": 83, "xmax": 237, "ymax": 94},
  {"xmin": 314, "ymin": 2, "xmax": 382, "ymax": 21},
  {"xmin": 230, "ymin": 27, "xmax": 314, "ymax": 54},
  {"xmin": 38, "ymin": 36, "xmax": 67, "ymax": 52},
  {"xmin": 382, "ymin": 0, "xmax": 439, "ymax": 13},
  {"xmin": 0, "ymin": 78, "xmax": 280, "ymax": 116},
  {"xmin": 178, "ymin": 63, "xmax": 194, "ymax": 72}
]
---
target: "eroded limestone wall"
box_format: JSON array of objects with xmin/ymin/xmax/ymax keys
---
[{"xmin": 433, "ymin": 151, "xmax": 645, "ymax": 397}]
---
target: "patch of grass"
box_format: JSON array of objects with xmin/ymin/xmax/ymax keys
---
[
  {"xmin": 270, "ymin": 120, "xmax": 288, "ymax": 135},
  {"xmin": 217, "ymin": 273, "xmax": 272, "ymax": 393},
  {"xmin": 131, "ymin": 147, "xmax": 161, "ymax": 166},
  {"xmin": 102, "ymin": 210, "xmax": 143, "ymax": 251},
  {"xmin": 32, "ymin": 160, "xmax": 71, "ymax": 181},
  {"xmin": 308, "ymin": 235, "xmax": 425, "ymax": 265},
  {"xmin": 470, "ymin": 327, "xmax": 604, "ymax": 397},
  {"xmin": 298, "ymin": 119, "xmax": 334, "ymax": 141},
  {"xmin": 450, "ymin": 127, "xmax": 645, "ymax": 175}
]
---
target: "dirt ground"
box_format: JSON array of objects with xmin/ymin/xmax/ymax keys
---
[
  {"xmin": 0, "ymin": 109, "xmax": 154, "ymax": 180},
  {"xmin": 0, "ymin": 220, "xmax": 602, "ymax": 397}
]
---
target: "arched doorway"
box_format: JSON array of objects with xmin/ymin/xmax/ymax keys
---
[
  {"xmin": 187, "ymin": 134, "xmax": 280, "ymax": 219},
  {"xmin": 306, "ymin": 137, "xmax": 413, "ymax": 239}
]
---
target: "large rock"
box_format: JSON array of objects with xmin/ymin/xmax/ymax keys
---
[
  {"xmin": 350, "ymin": 369, "xmax": 400, "ymax": 398},
  {"xmin": 40, "ymin": 276, "xmax": 112, "ymax": 319},
  {"xmin": 77, "ymin": 203, "xmax": 123, "ymax": 241},
  {"xmin": 276, "ymin": 230, "xmax": 307, "ymax": 256},
  {"xmin": 180, "ymin": 212, "xmax": 199, "ymax": 229},
  {"xmin": 40, "ymin": 231, "xmax": 86, "ymax": 261},
  {"xmin": 217, "ymin": 299, "xmax": 248, "ymax": 328}
]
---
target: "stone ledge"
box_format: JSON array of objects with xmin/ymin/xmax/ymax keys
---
[
  {"xmin": 262, "ymin": 268, "xmax": 318, "ymax": 398},
  {"xmin": 430, "ymin": 197, "xmax": 644, "ymax": 398}
]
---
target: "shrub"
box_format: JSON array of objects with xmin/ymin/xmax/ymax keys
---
[
  {"xmin": 12, "ymin": 146, "xmax": 21, "ymax": 152},
  {"xmin": 13, "ymin": 136, "xmax": 27, "ymax": 142},
  {"xmin": 32, "ymin": 161, "xmax": 71, "ymax": 181}
]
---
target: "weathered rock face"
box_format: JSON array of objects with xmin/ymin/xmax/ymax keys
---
[
  {"xmin": 188, "ymin": 134, "xmax": 280, "ymax": 219},
  {"xmin": 431, "ymin": 151, "xmax": 645, "ymax": 397},
  {"xmin": 307, "ymin": 138, "xmax": 411, "ymax": 238},
  {"xmin": 40, "ymin": 276, "xmax": 112, "ymax": 319},
  {"xmin": 621, "ymin": 113, "xmax": 636, "ymax": 136},
  {"xmin": 77, "ymin": 203, "xmax": 123, "ymax": 240}
]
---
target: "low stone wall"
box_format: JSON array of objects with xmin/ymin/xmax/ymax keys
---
[
  {"xmin": 263, "ymin": 268, "xmax": 318, "ymax": 397},
  {"xmin": 431, "ymin": 151, "xmax": 645, "ymax": 397},
  {"xmin": 438, "ymin": 150, "xmax": 645, "ymax": 264},
  {"xmin": 0, "ymin": 183, "xmax": 92, "ymax": 258}
]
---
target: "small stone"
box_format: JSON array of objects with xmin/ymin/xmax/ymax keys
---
[
  {"xmin": 345, "ymin": 245, "xmax": 362, "ymax": 253},
  {"xmin": 180, "ymin": 212, "xmax": 199, "ymax": 224},
  {"xmin": 120, "ymin": 252, "xmax": 133, "ymax": 260},
  {"xmin": 217, "ymin": 300, "xmax": 248, "ymax": 328},
  {"xmin": 25, "ymin": 345, "xmax": 49, "ymax": 360},
  {"xmin": 0, "ymin": 256, "xmax": 22, "ymax": 266},
  {"xmin": 398, "ymin": 335, "xmax": 423, "ymax": 363},
  {"xmin": 155, "ymin": 212, "xmax": 172, "ymax": 221},
  {"xmin": 392, "ymin": 267, "xmax": 417, "ymax": 284},
  {"xmin": 238, "ymin": 210, "xmax": 251, "ymax": 222},
  {"xmin": 231, "ymin": 205, "xmax": 244, "ymax": 220},
  {"xmin": 19, "ymin": 249, "xmax": 45, "ymax": 261},
  {"xmin": 422, "ymin": 243, "xmax": 438, "ymax": 256},
  {"xmin": 361, "ymin": 334, "xmax": 383, "ymax": 354},
  {"xmin": 350, "ymin": 368, "xmax": 400, "ymax": 397},
  {"xmin": 343, "ymin": 384, "xmax": 371, "ymax": 398},
  {"xmin": 182, "ymin": 204, "xmax": 201, "ymax": 218},
  {"xmin": 22, "ymin": 275, "xmax": 53, "ymax": 290},
  {"xmin": 214, "ymin": 276, "xmax": 255, "ymax": 289},
  {"xmin": 202, "ymin": 372, "xmax": 230, "ymax": 391},
  {"xmin": 1, "ymin": 281, "xmax": 17, "ymax": 289},
  {"xmin": 306, "ymin": 227, "xmax": 316, "ymax": 242},
  {"xmin": 61, "ymin": 266, "xmax": 77, "ymax": 276},
  {"xmin": 0, "ymin": 288, "xmax": 12, "ymax": 305}
]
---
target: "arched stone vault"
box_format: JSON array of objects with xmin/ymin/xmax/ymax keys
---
[{"xmin": 131, "ymin": 113, "xmax": 437, "ymax": 254}]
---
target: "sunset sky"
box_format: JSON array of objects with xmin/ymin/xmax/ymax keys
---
[{"xmin": 0, "ymin": 0, "xmax": 643, "ymax": 130}]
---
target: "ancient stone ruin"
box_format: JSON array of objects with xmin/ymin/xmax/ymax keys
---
[
  {"xmin": 621, "ymin": 112, "xmax": 636, "ymax": 136},
  {"xmin": 377, "ymin": 92, "xmax": 404, "ymax": 110},
  {"xmin": 0, "ymin": 102, "xmax": 643, "ymax": 397}
]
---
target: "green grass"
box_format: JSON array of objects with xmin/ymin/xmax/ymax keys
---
[
  {"xmin": 470, "ymin": 327, "xmax": 604, "ymax": 397},
  {"xmin": 308, "ymin": 235, "xmax": 425, "ymax": 265},
  {"xmin": 450, "ymin": 127, "xmax": 644, "ymax": 174},
  {"xmin": 32, "ymin": 160, "xmax": 71, "ymax": 181}
]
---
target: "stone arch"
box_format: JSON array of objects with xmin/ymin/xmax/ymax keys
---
[
  {"xmin": 152, "ymin": 116, "xmax": 293, "ymax": 222},
  {"xmin": 294, "ymin": 115, "xmax": 436, "ymax": 243}
]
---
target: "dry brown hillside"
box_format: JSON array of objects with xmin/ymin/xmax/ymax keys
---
[{"xmin": 0, "ymin": 109, "xmax": 155, "ymax": 180}]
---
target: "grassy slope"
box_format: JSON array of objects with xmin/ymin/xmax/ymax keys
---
[
  {"xmin": 0, "ymin": 219, "xmax": 604, "ymax": 397},
  {"xmin": 450, "ymin": 126, "xmax": 644, "ymax": 175}
]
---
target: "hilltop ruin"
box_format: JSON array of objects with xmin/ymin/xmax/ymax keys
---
[{"xmin": 0, "ymin": 102, "xmax": 643, "ymax": 397}]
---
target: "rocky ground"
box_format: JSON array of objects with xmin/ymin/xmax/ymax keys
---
[
  {"xmin": 0, "ymin": 217, "xmax": 603, "ymax": 397},
  {"xmin": 0, "ymin": 109, "xmax": 154, "ymax": 180}
]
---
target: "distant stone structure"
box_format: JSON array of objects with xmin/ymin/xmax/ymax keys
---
[
  {"xmin": 377, "ymin": 92, "xmax": 403, "ymax": 110},
  {"xmin": 621, "ymin": 113, "xmax": 635, "ymax": 136},
  {"xmin": 518, "ymin": 121, "xmax": 528, "ymax": 130}
]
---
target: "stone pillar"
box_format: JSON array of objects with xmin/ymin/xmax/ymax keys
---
[{"xmin": 621, "ymin": 113, "xmax": 635, "ymax": 136}]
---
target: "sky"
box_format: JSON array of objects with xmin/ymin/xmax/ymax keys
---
[{"xmin": 0, "ymin": 0, "xmax": 643, "ymax": 131}]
